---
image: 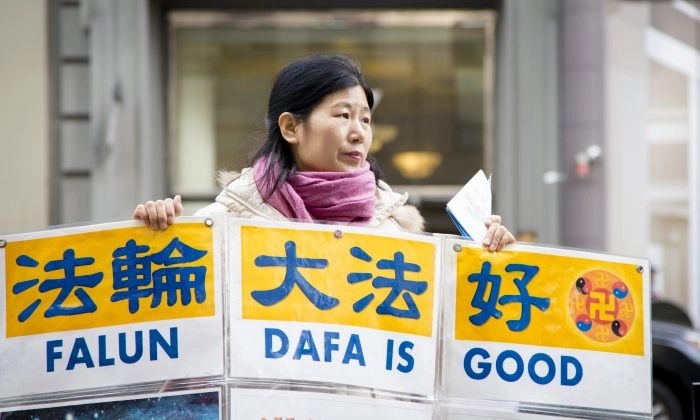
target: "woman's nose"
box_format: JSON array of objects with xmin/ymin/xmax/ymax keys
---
[{"xmin": 348, "ymin": 120, "xmax": 366, "ymax": 143}]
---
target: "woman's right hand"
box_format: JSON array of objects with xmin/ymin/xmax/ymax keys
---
[{"xmin": 132, "ymin": 195, "xmax": 184, "ymax": 230}]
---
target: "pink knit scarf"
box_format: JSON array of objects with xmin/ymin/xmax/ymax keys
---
[{"xmin": 253, "ymin": 159, "xmax": 376, "ymax": 224}]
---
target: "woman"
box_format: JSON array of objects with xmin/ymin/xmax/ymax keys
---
[{"xmin": 133, "ymin": 53, "xmax": 515, "ymax": 251}]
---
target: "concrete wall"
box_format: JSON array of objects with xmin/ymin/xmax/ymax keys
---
[
  {"xmin": 495, "ymin": 0, "xmax": 561, "ymax": 246},
  {"xmin": 0, "ymin": 2, "xmax": 50, "ymax": 234},
  {"xmin": 605, "ymin": 2, "xmax": 650, "ymax": 259},
  {"xmin": 559, "ymin": 0, "xmax": 607, "ymax": 251}
]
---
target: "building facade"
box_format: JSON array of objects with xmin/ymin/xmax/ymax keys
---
[{"xmin": 1, "ymin": 0, "xmax": 699, "ymax": 322}]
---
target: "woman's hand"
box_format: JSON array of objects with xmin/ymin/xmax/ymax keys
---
[
  {"xmin": 132, "ymin": 195, "xmax": 184, "ymax": 230},
  {"xmin": 482, "ymin": 214, "xmax": 516, "ymax": 251}
]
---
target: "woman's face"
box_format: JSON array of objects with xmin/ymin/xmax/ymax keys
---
[{"xmin": 290, "ymin": 85, "xmax": 372, "ymax": 172}]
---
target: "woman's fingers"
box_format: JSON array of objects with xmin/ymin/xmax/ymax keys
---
[
  {"xmin": 132, "ymin": 203, "xmax": 148, "ymax": 223},
  {"xmin": 490, "ymin": 225, "xmax": 516, "ymax": 251},
  {"xmin": 155, "ymin": 200, "xmax": 169, "ymax": 229},
  {"xmin": 482, "ymin": 215, "xmax": 516, "ymax": 252},
  {"xmin": 133, "ymin": 196, "xmax": 183, "ymax": 230},
  {"xmin": 164, "ymin": 198, "xmax": 176, "ymax": 225},
  {"xmin": 174, "ymin": 195, "xmax": 184, "ymax": 216}
]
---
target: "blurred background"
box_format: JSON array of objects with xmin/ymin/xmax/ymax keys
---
[{"xmin": 0, "ymin": 0, "xmax": 698, "ymax": 325}]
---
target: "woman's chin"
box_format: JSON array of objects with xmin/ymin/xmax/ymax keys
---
[
  {"xmin": 308, "ymin": 160, "xmax": 363, "ymax": 172},
  {"xmin": 341, "ymin": 164, "xmax": 363, "ymax": 172}
]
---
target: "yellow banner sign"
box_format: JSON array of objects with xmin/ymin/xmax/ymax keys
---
[
  {"xmin": 4, "ymin": 223, "xmax": 215, "ymax": 337},
  {"xmin": 240, "ymin": 226, "xmax": 436, "ymax": 337},
  {"xmin": 455, "ymin": 247, "xmax": 645, "ymax": 355}
]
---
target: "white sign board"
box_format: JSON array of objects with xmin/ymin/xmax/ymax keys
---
[
  {"xmin": 227, "ymin": 219, "xmax": 441, "ymax": 397},
  {"xmin": 440, "ymin": 239, "xmax": 651, "ymax": 414},
  {"xmin": 0, "ymin": 218, "xmax": 225, "ymax": 398}
]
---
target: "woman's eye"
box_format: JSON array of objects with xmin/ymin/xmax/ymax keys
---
[
  {"xmin": 362, "ymin": 118, "xmax": 371, "ymax": 124},
  {"xmin": 337, "ymin": 113, "xmax": 349, "ymax": 119}
]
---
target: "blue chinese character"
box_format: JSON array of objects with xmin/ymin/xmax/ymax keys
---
[
  {"xmin": 111, "ymin": 239, "xmax": 151, "ymax": 313},
  {"xmin": 467, "ymin": 261, "xmax": 549, "ymax": 331},
  {"xmin": 151, "ymin": 238, "xmax": 208, "ymax": 308},
  {"xmin": 111, "ymin": 237, "xmax": 208, "ymax": 313},
  {"xmin": 12, "ymin": 249, "xmax": 103, "ymax": 321},
  {"xmin": 468, "ymin": 261, "xmax": 503, "ymax": 325},
  {"xmin": 251, "ymin": 240, "xmax": 339, "ymax": 310},
  {"xmin": 498, "ymin": 264, "xmax": 549, "ymax": 331},
  {"xmin": 348, "ymin": 246, "xmax": 427, "ymax": 319}
]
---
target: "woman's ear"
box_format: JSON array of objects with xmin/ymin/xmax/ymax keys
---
[{"xmin": 278, "ymin": 112, "xmax": 299, "ymax": 144}]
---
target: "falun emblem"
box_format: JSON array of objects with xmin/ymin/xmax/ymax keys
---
[{"xmin": 568, "ymin": 270, "xmax": 634, "ymax": 343}]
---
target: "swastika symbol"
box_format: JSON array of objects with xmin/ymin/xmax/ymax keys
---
[{"xmin": 589, "ymin": 290, "xmax": 616, "ymax": 322}]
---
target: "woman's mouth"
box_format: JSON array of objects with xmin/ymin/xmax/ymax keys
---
[{"xmin": 343, "ymin": 151, "xmax": 363, "ymax": 161}]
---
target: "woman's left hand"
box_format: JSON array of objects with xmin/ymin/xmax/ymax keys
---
[{"xmin": 482, "ymin": 214, "xmax": 516, "ymax": 251}]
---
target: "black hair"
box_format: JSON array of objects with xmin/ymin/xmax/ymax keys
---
[{"xmin": 251, "ymin": 53, "xmax": 382, "ymax": 197}]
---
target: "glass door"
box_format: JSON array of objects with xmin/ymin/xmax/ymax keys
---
[{"xmin": 168, "ymin": 10, "xmax": 496, "ymax": 233}]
